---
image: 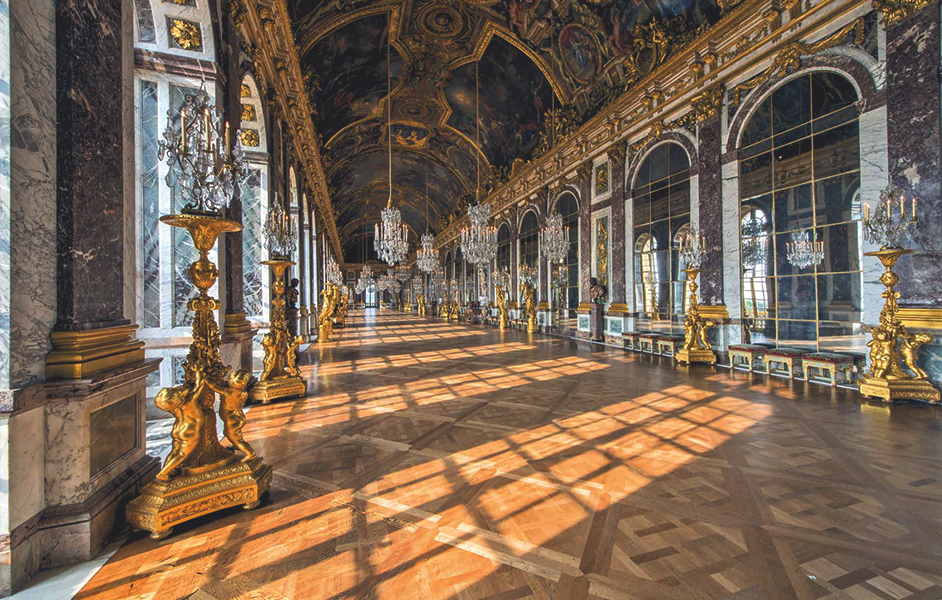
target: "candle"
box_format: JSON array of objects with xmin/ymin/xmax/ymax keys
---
[
  {"xmin": 901, "ymin": 194, "xmax": 905, "ymax": 218},
  {"xmin": 225, "ymin": 121, "xmax": 231, "ymax": 160},
  {"xmin": 180, "ymin": 108, "xmax": 187, "ymax": 151},
  {"xmin": 204, "ymin": 108, "xmax": 211, "ymax": 152},
  {"xmin": 913, "ymin": 198, "xmax": 917, "ymax": 221},
  {"xmin": 864, "ymin": 202, "xmax": 869, "ymax": 223},
  {"xmin": 887, "ymin": 196, "xmax": 891, "ymax": 220}
]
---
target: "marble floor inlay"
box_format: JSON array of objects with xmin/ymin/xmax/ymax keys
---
[{"xmin": 75, "ymin": 310, "xmax": 942, "ymax": 600}]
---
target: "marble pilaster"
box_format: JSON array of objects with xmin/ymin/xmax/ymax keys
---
[
  {"xmin": 720, "ymin": 158, "xmax": 743, "ymax": 346},
  {"xmin": 579, "ymin": 179, "xmax": 591, "ymax": 303},
  {"xmin": 55, "ymin": 0, "xmax": 127, "ymax": 332},
  {"xmin": 697, "ymin": 115, "xmax": 724, "ymax": 305},
  {"xmin": 885, "ymin": 3, "xmax": 942, "ymax": 305},
  {"xmin": 858, "ymin": 105, "xmax": 890, "ymax": 326},
  {"xmin": 610, "ymin": 155, "xmax": 627, "ymax": 304}
]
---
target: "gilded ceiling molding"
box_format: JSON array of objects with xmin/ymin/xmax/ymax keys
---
[
  {"xmin": 239, "ymin": 0, "xmax": 344, "ymax": 260},
  {"xmin": 872, "ymin": 0, "xmax": 934, "ymax": 27},
  {"xmin": 729, "ymin": 16, "xmax": 866, "ymax": 107},
  {"xmin": 433, "ymin": 0, "xmax": 872, "ymax": 249}
]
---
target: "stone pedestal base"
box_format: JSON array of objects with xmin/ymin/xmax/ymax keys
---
[
  {"xmin": 249, "ymin": 376, "xmax": 306, "ymax": 404},
  {"xmin": 589, "ymin": 304, "xmax": 604, "ymax": 341},
  {"xmin": 127, "ymin": 455, "xmax": 272, "ymax": 539},
  {"xmin": 858, "ymin": 376, "xmax": 941, "ymax": 403},
  {"xmin": 676, "ymin": 347, "xmax": 717, "ymax": 365}
]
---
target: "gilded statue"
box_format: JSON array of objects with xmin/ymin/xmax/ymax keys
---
[
  {"xmin": 496, "ymin": 284, "xmax": 509, "ymax": 330},
  {"xmin": 318, "ymin": 284, "xmax": 336, "ymax": 341},
  {"xmin": 285, "ymin": 335, "xmax": 302, "ymax": 377},
  {"xmin": 154, "ymin": 372, "xmax": 207, "ymax": 481},
  {"xmin": 417, "ymin": 293, "xmax": 426, "ymax": 316},
  {"xmin": 521, "ymin": 281, "xmax": 537, "ymax": 333},
  {"xmin": 900, "ymin": 333, "xmax": 932, "ymax": 380},
  {"xmin": 205, "ymin": 369, "xmax": 257, "ymax": 461},
  {"xmin": 259, "ymin": 331, "xmax": 279, "ymax": 381}
]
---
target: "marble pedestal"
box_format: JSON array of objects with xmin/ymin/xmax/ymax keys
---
[
  {"xmin": 589, "ymin": 304, "xmax": 605, "ymax": 342},
  {"xmin": 2, "ymin": 361, "xmax": 161, "ymax": 594}
]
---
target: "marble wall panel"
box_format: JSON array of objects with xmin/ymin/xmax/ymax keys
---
[
  {"xmin": 721, "ymin": 159, "xmax": 742, "ymax": 346},
  {"xmin": 89, "ymin": 395, "xmax": 137, "ymax": 477},
  {"xmin": 858, "ymin": 106, "xmax": 890, "ymax": 326},
  {"xmin": 2, "ymin": 0, "xmax": 57, "ymax": 390},
  {"xmin": 698, "ymin": 116, "xmax": 724, "ymax": 305},
  {"xmin": 885, "ymin": 5, "xmax": 942, "ymax": 305},
  {"xmin": 3, "ymin": 407, "xmax": 45, "ymax": 532},
  {"xmin": 55, "ymin": 0, "xmax": 127, "ymax": 331},
  {"xmin": 611, "ymin": 156, "xmax": 626, "ymax": 303}
]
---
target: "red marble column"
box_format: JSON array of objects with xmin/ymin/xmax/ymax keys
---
[{"xmin": 697, "ymin": 114, "xmax": 724, "ymax": 305}]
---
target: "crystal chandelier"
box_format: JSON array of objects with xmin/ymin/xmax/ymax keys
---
[
  {"xmin": 680, "ymin": 229, "xmax": 707, "ymax": 268},
  {"xmin": 786, "ymin": 230, "xmax": 825, "ymax": 269},
  {"xmin": 263, "ymin": 194, "xmax": 296, "ymax": 259},
  {"xmin": 540, "ymin": 212, "xmax": 569, "ymax": 264},
  {"xmin": 461, "ymin": 202, "xmax": 498, "ymax": 265},
  {"xmin": 417, "ymin": 158, "xmax": 440, "ymax": 273},
  {"xmin": 459, "ymin": 58, "xmax": 498, "ymax": 267},
  {"xmin": 373, "ymin": 14, "xmax": 409, "ymax": 266},
  {"xmin": 375, "ymin": 271, "xmax": 389, "ymax": 292},
  {"xmin": 430, "ymin": 268, "xmax": 445, "ymax": 300},
  {"xmin": 355, "ymin": 264, "xmax": 376, "ymax": 294},
  {"xmin": 741, "ymin": 215, "xmax": 768, "ymax": 268},
  {"xmin": 862, "ymin": 186, "xmax": 918, "ymax": 249},
  {"xmin": 158, "ymin": 81, "xmax": 247, "ymax": 214},
  {"xmin": 384, "ymin": 269, "xmax": 401, "ymax": 294},
  {"xmin": 395, "ymin": 266, "xmax": 411, "ymax": 283},
  {"xmin": 519, "ymin": 264, "xmax": 538, "ymax": 284},
  {"xmin": 326, "ymin": 257, "xmax": 343, "ymax": 286}
]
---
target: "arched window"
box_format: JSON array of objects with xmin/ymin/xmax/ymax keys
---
[
  {"xmin": 738, "ymin": 71, "xmax": 862, "ymax": 350},
  {"xmin": 520, "ymin": 211, "xmax": 539, "ymax": 269},
  {"xmin": 240, "ymin": 73, "xmax": 269, "ymax": 323},
  {"xmin": 556, "ymin": 193, "xmax": 579, "ymax": 311},
  {"xmin": 632, "ymin": 143, "xmax": 690, "ymax": 331}
]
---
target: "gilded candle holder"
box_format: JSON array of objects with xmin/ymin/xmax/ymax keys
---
[
  {"xmin": 675, "ymin": 268, "xmax": 717, "ymax": 365},
  {"xmin": 250, "ymin": 257, "xmax": 306, "ymax": 404},
  {"xmin": 127, "ymin": 213, "xmax": 271, "ymax": 540},
  {"xmin": 858, "ymin": 248, "xmax": 940, "ymax": 403}
]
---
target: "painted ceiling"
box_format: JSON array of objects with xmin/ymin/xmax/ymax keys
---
[{"xmin": 286, "ymin": 0, "xmax": 726, "ymax": 257}]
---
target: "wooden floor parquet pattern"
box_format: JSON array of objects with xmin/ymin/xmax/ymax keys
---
[{"xmin": 75, "ymin": 310, "xmax": 942, "ymax": 600}]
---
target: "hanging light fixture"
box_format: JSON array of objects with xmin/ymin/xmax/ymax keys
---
[
  {"xmin": 540, "ymin": 212, "xmax": 568, "ymax": 265},
  {"xmin": 786, "ymin": 230, "xmax": 825, "ymax": 269},
  {"xmin": 417, "ymin": 156, "xmax": 440, "ymax": 273},
  {"xmin": 374, "ymin": 10, "xmax": 408, "ymax": 266},
  {"xmin": 326, "ymin": 256, "xmax": 343, "ymax": 286},
  {"xmin": 356, "ymin": 264, "xmax": 376, "ymax": 294},
  {"xmin": 460, "ymin": 57, "xmax": 498, "ymax": 267},
  {"xmin": 263, "ymin": 193, "xmax": 297, "ymax": 260}
]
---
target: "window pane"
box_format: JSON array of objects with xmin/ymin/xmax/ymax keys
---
[
  {"xmin": 771, "ymin": 75, "xmax": 811, "ymax": 133},
  {"xmin": 741, "ymin": 97, "xmax": 772, "ymax": 148},
  {"xmin": 650, "ymin": 145, "xmax": 670, "ymax": 183},
  {"xmin": 740, "ymin": 151, "xmax": 773, "ymax": 198},
  {"xmin": 818, "ymin": 321, "xmax": 867, "ymax": 354},
  {"xmin": 776, "ymin": 319, "xmax": 817, "ymax": 349},
  {"xmin": 819, "ymin": 223, "xmax": 862, "ymax": 273},
  {"xmin": 817, "ymin": 273, "xmax": 863, "ymax": 322},
  {"xmin": 776, "ymin": 275, "xmax": 816, "ymax": 320},
  {"xmin": 813, "ymin": 121, "xmax": 859, "ymax": 179},
  {"xmin": 773, "ymin": 184, "xmax": 813, "ymax": 233},
  {"xmin": 669, "ymin": 180, "xmax": 690, "ymax": 216},
  {"xmin": 742, "ymin": 276, "xmax": 775, "ymax": 320},
  {"xmin": 773, "ymin": 137, "xmax": 812, "ymax": 188},
  {"xmin": 669, "ymin": 143, "xmax": 689, "ymax": 174},
  {"xmin": 811, "ymin": 72, "xmax": 858, "ymax": 120},
  {"xmin": 815, "ymin": 172, "xmax": 861, "ymax": 226}
]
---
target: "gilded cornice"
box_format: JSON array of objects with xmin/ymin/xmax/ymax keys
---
[
  {"xmin": 239, "ymin": 0, "xmax": 344, "ymax": 261},
  {"xmin": 433, "ymin": 0, "xmax": 872, "ymax": 249},
  {"xmin": 872, "ymin": 0, "xmax": 934, "ymax": 27}
]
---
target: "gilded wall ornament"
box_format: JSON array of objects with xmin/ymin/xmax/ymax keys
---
[
  {"xmin": 241, "ymin": 104, "xmax": 257, "ymax": 122},
  {"xmin": 166, "ymin": 0, "xmax": 195, "ymax": 6},
  {"xmin": 595, "ymin": 162, "xmax": 609, "ymax": 195},
  {"xmin": 169, "ymin": 18, "xmax": 203, "ymax": 51},
  {"xmin": 730, "ymin": 17, "xmax": 865, "ymax": 106},
  {"xmin": 596, "ymin": 216, "xmax": 609, "ymax": 287},
  {"xmin": 241, "ymin": 129, "xmax": 260, "ymax": 147},
  {"xmin": 575, "ymin": 161, "xmax": 592, "ymax": 182},
  {"xmin": 240, "ymin": 83, "xmax": 251, "ymax": 98},
  {"xmin": 691, "ymin": 84, "xmax": 724, "ymax": 122},
  {"xmin": 872, "ymin": 0, "xmax": 932, "ymax": 27}
]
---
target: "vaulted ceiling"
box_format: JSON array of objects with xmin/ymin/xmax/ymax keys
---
[{"xmin": 285, "ymin": 0, "xmax": 724, "ymax": 261}]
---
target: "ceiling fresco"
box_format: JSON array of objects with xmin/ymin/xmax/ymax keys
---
[{"xmin": 286, "ymin": 0, "xmax": 728, "ymax": 250}]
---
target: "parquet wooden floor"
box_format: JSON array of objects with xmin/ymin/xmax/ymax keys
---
[{"xmin": 76, "ymin": 310, "xmax": 942, "ymax": 600}]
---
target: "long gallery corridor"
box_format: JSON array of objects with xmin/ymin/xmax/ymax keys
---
[{"xmin": 75, "ymin": 310, "xmax": 942, "ymax": 600}]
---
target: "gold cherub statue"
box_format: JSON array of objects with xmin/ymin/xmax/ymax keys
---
[{"xmin": 205, "ymin": 369, "xmax": 257, "ymax": 461}]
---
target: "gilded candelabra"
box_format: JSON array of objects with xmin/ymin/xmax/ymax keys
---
[
  {"xmin": 857, "ymin": 187, "xmax": 939, "ymax": 402},
  {"xmin": 127, "ymin": 214, "xmax": 271, "ymax": 539},
  {"xmin": 331, "ymin": 285, "xmax": 347, "ymax": 328},
  {"xmin": 675, "ymin": 230, "xmax": 716, "ymax": 365},
  {"xmin": 317, "ymin": 283, "xmax": 336, "ymax": 343},
  {"xmin": 449, "ymin": 288, "xmax": 460, "ymax": 322},
  {"xmin": 520, "ymin": 265, "xmax": 538, "ymax": 333},
  {"xmin": 250, "ymin": 258, "xmax": 306, "ymax": 404},
  {"xmin": 675, "ymin": 268, "xmax": 717, "ymax": 365},
  {"xmin": 417, "ymin": 293, "xmax": 426, "ymax": 316},
  {"xmin": 496, "ymin": 284, "xmax": 509, "ymax": 330}
]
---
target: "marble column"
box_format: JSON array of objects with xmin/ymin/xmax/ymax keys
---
[
  {"xmin": 697, "ymin": 115, "xmax": 724, "ymax": 305},
  {"xmin": 885, "ymin": 3, "xmax": 942, "ymax": 305}
]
